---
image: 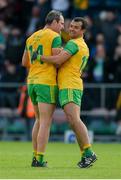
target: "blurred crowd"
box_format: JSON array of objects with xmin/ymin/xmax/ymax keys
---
[{"xmin": 0, "ymin": 0, "xmax": 121, "ymax": 135}]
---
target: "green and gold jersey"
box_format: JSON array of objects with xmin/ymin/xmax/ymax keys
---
[
  {"xmin": 58, "ymin": 37, "xmax": 89, "ymax": 90},
  {"xmin": 26, "ymin": 28, "xmax": 62, "ymax": 85}
]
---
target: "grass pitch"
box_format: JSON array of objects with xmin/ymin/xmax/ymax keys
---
[{"xmin": 0, "ymin": 142, "xmax": 121, "ymax": 179}]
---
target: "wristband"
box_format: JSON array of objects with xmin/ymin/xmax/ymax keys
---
[{"xmin": 37, "ymin": 54, "xmax": 41, "ymax": 61}]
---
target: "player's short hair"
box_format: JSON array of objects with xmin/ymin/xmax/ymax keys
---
[
  {"xmin": 73, "ymin": 17, "xmax": 88, "ymax": 30},
  {"xmin": 45, "ymin": 10, "xmax": 62, "ymax": 25}
]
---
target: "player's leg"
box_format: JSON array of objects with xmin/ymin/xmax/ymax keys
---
[
  {"xmin": 35, "ymin": 84, "xmax": 58, "ymax": 166},
  {"xmin": 27, "ymin": 84, "xmax": 40, "ymax": 166},
  {"xmin": 64, "ymin": 103, "xmax": 90, "ymax": 150},
  {"xmin": 59, "ymin": 89, "xmax": 97, "ymax": 168},
  {"xmin": 31, "ymin": 105, "xmax": 40, "ymax": 159},
  {"xmin": 64, "ymin": 102, "xmax": 97, "ymax": 168},
  {"xmin": 59, "ymin": 89, "xmax": 84, "ymax": 151},
  {"xmin": 36, "ymin": 102, "xmax": 55, "ymax": 166}
]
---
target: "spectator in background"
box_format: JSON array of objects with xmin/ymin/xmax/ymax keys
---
[
  {"xmin": 90, "ymin": 33, "xmax": 108, "ymax": 62},
  {"xmin": 0, "ymin": 20, "xmax": 10, "ymax": 79},
  {"xmin": 84, "ymin": 16, "xmax": 97, "ymax": 59},
  {"xmin": 0, "ymin": 20, "xmax": 6, "ymax": 51},
  {"xmin": 0, "ymin": 0, "xmax": 15, "ymax": 25},
  {"xmin": 95, "ymin": 33, "xmax": 106, "ymax": 47},
  {"xmin": 113, "ymin": 45, "xmax": 121, "ymax": 83},
  {"xmin": 98, "ymin": 11, "xmax": 119, "ymax": 57},
  {"xmin": 5, "ymin": 26, "xmax": 25, "ymax": 65},
  {"xmin": 87, "ymin": 44, "xmax": 108, "ymax": 83},
  {"xmin": 116, "ymin": 23, "xmax": 121, "ymax": 34},
  {"xmin": 51, "ymin": 0, "xmax": 70, "ymax": 18},
  {"xmin": 85, "ymin": 44, "xmax": 109, "ymax": 109},
  {"xmin": 26, "ymin": 5, "xmax": 41, "ymax": 37},
  {"xmin": 104, "ymin": 45, "xmax": 121, "ymax": 110},
  {"xmin": 37, "ymin": 0, "xmax": 51, "ymax": 28},
  {"xmin": 71, "ymin": 0, "xmax": 89, "ymax": 18},
  {"xmin": 83, "ymin": 44, "xmax": 108, "ymax": 109},
  {"xmin": 0, "ymin": 20, "xmax": 6, "ymax": 70},
  {"xmin": 100, "ymin": 35, "xmax": 121, "ymax": 84},
  {"xmin": 0, "ymin": 0, "xmax": 8, "ymax": 9},
  {"xmin": 0, "ymin": 61, "xmax": 19, "ymax": 108},
  {"xmin": 116, "ymin": 34, "xmax": 121, "ymax": 46}
]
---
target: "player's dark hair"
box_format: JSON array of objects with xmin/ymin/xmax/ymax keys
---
[
  {"xmin": 73, "ymin": 17, "xmax": 88, "ymax": 30},
  {"xmin": 45, "ymin": 10, "xmax": 62, "ymax": 25}
]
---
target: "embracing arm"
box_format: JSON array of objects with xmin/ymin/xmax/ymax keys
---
[
  {"xmin": 52, "ymin": 47, "xmax": 62, "ymax": 55},
  {"xmin": 41, "ymin": 50, "xmax": 71, "ymax": 65},
  {"xmin": 41, "ymin": 40, "xmax": 79, "ymax": 65},
  {"xmin": 40, "ymin": 35, "xmax": 71, "ymax": 65},
  {"xmin": 51, "ymin": 48, "xmax": 65, "ymax": 67}
]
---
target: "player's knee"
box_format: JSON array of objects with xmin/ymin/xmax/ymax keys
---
[
  {"xmin": 66, "ymin": 112, "xmax": 75, "ymax": 126},
  {"xmin": 39, "ymin": 118, "xmax": 52, "ymax": 128},
  {"xmin": 66, "ymin": 111, "xmax": 81, "ymax": 127}
]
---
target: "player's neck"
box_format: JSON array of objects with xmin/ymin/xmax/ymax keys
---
[{"xmin": 44, "ymin": 25, "xmax": 53, "ymax": 31}]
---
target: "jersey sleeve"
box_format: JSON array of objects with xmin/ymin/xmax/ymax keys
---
[
  {"xmin": 52, "ymin": 36, "xmax": 62, "ymax": 48},
  {"xmin": 64, "ymin": 40, "xmax": 79, "ymax": 55}
]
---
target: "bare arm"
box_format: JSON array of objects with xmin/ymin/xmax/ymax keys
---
[
  {"xmin": 52, "ymin": 48, "xmax": 62, "ymax": 55},
  {"xmin": 22, "ymin": 49, "xmax": 30, "ymax": 68},
  {"xmin": 41, "ymin": 49, "xmax": 71, "ymax": 66},
  {"xmin": 51, "ymin": 48, "xmax": 64, "ymax": 67}
]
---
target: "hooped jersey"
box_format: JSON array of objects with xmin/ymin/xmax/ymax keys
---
[
  {"xmin": 58, "ymin": 37, "xmax": 89, "ymax": 90},
  {"xmin": 26, "ymin": 28, "xmax": 62, "ymax": 85}
]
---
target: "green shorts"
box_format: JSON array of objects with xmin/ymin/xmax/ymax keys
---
[
  {"xmin": 59, "ymin": 89, "xmax": 83, "ymax": 108},
  {"xmin": 28, "ymin": 84, "xmax": 58, "ymax": 105}
]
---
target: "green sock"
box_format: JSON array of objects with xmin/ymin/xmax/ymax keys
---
[
  {"xmin": 83, "ymin": 147, "xmax": 93, "ymax": 158},
  {"xmin": 37, "ymin": 153, "xmax": 44, "ymax": 164}
]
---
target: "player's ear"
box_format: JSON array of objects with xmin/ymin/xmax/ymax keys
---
[{"xmin": 53, "ymin": 19, "xmax": 58, "ymax": 25}]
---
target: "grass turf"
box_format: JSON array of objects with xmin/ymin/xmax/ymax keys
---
[{"xmin": 0, "ymin": 142, "xmax": 121, "ymax": 179}]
